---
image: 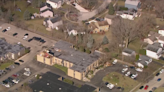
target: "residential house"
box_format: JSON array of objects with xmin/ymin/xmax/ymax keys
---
[
  {"xmin": 135, "ymin": 61, "xmax": 144, "ymax": 68},
  {"xmin": 146, "ymin": 44, "xmax": 163, "ymax": 59},
  {"xmin": 116, "ymin": 9, "xmax": 138, "ymax": 20},
  {"xmin": 88, "ymin": 20, "xmax": 109, "ymax": 33},
  {"xmin": 37, "ymin": 40, "xmax": 101, "ymax": 80},
  {"xmin": 139, "ymin": 55, "xmax": 152, "ymax": 65},
  {"xmin": 46, "ymin": 0, "xmax": 64, "ymax": 9},
  {"xmin": 40, "ymin": 3, "xmax": 54, "ymax": 18},
  {"xmin": 0, "ymin": 39, "xmax": 25, "ymax": 61},
  {"xmin": 157, "ymin": 36, "xmax": 164, "ymax": 47},
  {"xmin": 104, "ymin": 14, "xmax": 116, "ymax": 25},
  {"xmin": 158, "ymin": 28, "xmax": 164, "ymax": 36},
  {"xmin": 122, "ymin": 48, "xmax": 136, "ymax": 56},
  {"xmin": 125, "ymin": 0, "xmax": 141, "ymax": 10},
  {"xmin": 144, "ymin": 31, "xmax": 160, "ymax": 44},
  {"xmin": 43, "ymin": 17, "xmax": 63, "ymax": 29},
  {"xmin": 66, "ymin": 29, "xmax": 85, "ymax": 36}
]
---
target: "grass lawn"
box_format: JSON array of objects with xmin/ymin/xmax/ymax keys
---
[
  {"xmin": 63, "ymin": 78, "xmax": 74, "ymax": 85},
  {"xmin": 156, "ymin": 18, "xmax": 164, "ymax": 26},
  {"xmin": 155, "ymin": 87, "xmax": 164, "ymax": 92},
  {"xmin": 54, "ymin": 64, "xmax": 68, "ymax": 74},
  {"xmin": 103, "ymin": 72, "xmax": 139, "ymax": 92},
  {"xmin": 0, "ymin": 62, "xmax": 14, "ymax": 70},
  {"xmin": 117, "ymin": 0, "xmax": 125, "ymax": 6},
  {"xmin": 128, "ymin": 39, "xmax": 142, "ymax": 53}
]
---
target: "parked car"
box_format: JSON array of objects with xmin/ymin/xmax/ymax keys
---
[
  {"xmin": 23, "ymin": 36, "xmax": 28, "ymax": 40},
  {"xmin": 14, "ymin": 62, "xmax": 20, "ymax": 65},
  {"xmin": 13, "ymin": 78, "xmax": 20, "ymax": 84},
  {"xmin": 122, "ymin": 68, "xmax": 128, "ymax": 73},
  {"xmin": 24, "ymin": 33, "xmax": 28, "ymax": 36},
  {"xmin": 6, "ymin": 27, "xmax": 10, "ymax": 30},
  {"xmin": 24, "ymin": 68, "xmax": 30, "ymax": 71},
  {"xmin": 19, "ymin": 60, "xmax": 24, "ymax": 63},
  {"xmin": 2, "ymin": 29, "xmax": 7, "ymax": 32},
  {"xmin": 136, "ymin": 68, "xmax": 143, "ymax": 72},
  {"xmin": 24, "ymin": 71, "xmax": 31, "ymax": 76},
  {"xmin": 160, "ymin": 69, "xmax": 164, "ymax": 73},
  {"xmin": 5, "ymin": 68, "xmax": 11, "ymax": 71},
  {"xmin": 106, "ymin": 83, "xmax": 114, "ymax": 89},
  {"xmin": 13, "ymin": 33, "xmax": 18, "ymax": 36},
  {"xmin": 157, "ymin": 78, "xmax": 161, "ymax": 81},
  {"xmin": 131, "ymin": 73, "xmax": 138, "ymax": 79},
  {"xmin": 156, "ymin": 73, "xmax": 160, "ymax": 76},
  {"xmin": 129, "ymin": 66, "xmax": 135, "ymax": 69},
  {"xmin": 12, "ymin": 73, "xmax": 19, "ymax": 77},
  {"xmin": 139, "ymin": 86, "xmax": 144, "ymax": 89},
  {"xmin": 144, "ymin": 85, "xmax": 149, "ymax": 90},
  {"xmin": 123, "ymin": 65, "xmax": 128, "ymax": 68},
  {"xmin": 112, "ymin": 59, "xmax": 117, "ymax": 65},
  {"xmin": 125, "ymin": 71, "xmax": 130, "ymax": 76},
  {"xmin": 28, "ymin": 38, "xmax": 33, "ymax": 42},
  {"xmin": 152, "ymin": 87, "xmax": 157, "ymax": 91},
  {"xmin": 0, "ymin": 26, "xmax": 2, "ymax": 29}
]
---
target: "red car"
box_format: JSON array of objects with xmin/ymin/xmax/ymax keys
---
[
  {"xmin": 12, "ymin": 73, "xmax": 19, "ymax": 77},
  {"xmin": 144, "ymin": 85, "xmax": 149, "ymax": 90}
]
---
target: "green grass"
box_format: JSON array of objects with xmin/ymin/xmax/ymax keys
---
[
  {"xmin": 54, "ymin": 64, "xmax": 68, "ymax": 74},
  {"xmin": 128, "ymin": 39, "xmax": 142, "ymax": 53},
  {"xmin": 156, "ymin": 18, "xmax": 164, "ymax": 26},
  {"xmin": 63, "ymin": 78, "xmax": 73, "ymax": 85},
  {"xmin": 154, "ymin": 87, "xmax": 164, "ymax": 92},
  {"xmin": 0, "ymin": 62, "xmax": 14, "ymax": 70},
  {"xmin": 103, "ymin": 72, "xmax": 139, "ymax": 92}
]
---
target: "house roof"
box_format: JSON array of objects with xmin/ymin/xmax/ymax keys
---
[
  {"xmin": 137, "ymin": 60, "xmax": 148, "ymax": 66},
  {"xmin": 48, "ymin": 40, "xmax": 101, "ymax": 72},
  {"xmin": 158, "ymin": 36, "xmax": 164, "ymax": 41},
  {"xmin": 122, "ymin": 48, "xmax": 135, "ymax": 54},
  {"xmin": 146, "ymin": 44, "xmax": 160, "ymax": 53},
  {"xmin": 125, "ymin": 0, "xmax": 140, "ymax": 6},
  {"xmin": 40, "ymin": 3, "xmax": 51, "ymax": 8},
  {"xmin": 98, "ymin": 21, "xmax": 109, "ymax": 26},
  {"xmin": 139, "ymin": 55, "xmax": 151, "ymax": 61},
  {"xmin": 49, "ymin": 0, "xmax": 63, "ymax": 3},
  {"xmin": 40, "ymin": 8, "xmax": 53, "ymax": 13},
  {"xmin": 50, "ymin": 17, "xmax": 61, "ymax": 23},
  {"xmin": 89, "ymin": 22, "xmax": 98, "ymax": 29},
  {"xmin": 148, "ymin": 35, "xmax": 157, "ymax": 42}
]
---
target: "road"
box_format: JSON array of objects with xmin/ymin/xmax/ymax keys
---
[
  {"xmin": 78, "ymin": 0, "xmax": 111, "ymax": 21},
  {"xmin": 137, "ymin": 71, "xmax": 164, "ymax": 92}
]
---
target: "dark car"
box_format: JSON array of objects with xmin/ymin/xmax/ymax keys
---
[
  {"xmin": 13, "ymin": 33, "xmax": 18, "ymax": 36},
  {"xmin": 28, "ymin": 38, "xmax": 33, "ymax": 42},
  {"xmin": 19, "ymin": 60, "xmax": 24, "ymax": 63},
  {"xmin": 24, "ymin": 33, "xmax": 28, "ymax": 36},
  {"xmin": 139, "ymin": 86, "xmax": 144, "ymax": 89},
  {"xmin": 157, "ymin": 78, "xmax": 161, "ymax": 81},
  {"xmin": 156, "ymin": 73, "xmax": 160, "ymax": 76},
  {"xmin": 130, "ymin": 66, "xmax": 135, "ymax": 69},
  {"xmin": 152, "ymin": 87, "xmax": 157, "ymax": 91},
  {"xmin": 14, "ymin": 62, "xmax": 20, "ymax": 65},
  {"xmin": 40, "ymin": 39, "xmax": 46, "ymax": 43},
  {"xmin": 2, "ymin": 80, "xmax": 8, "ymax": 84},
  {"xmin": 2, "ymin": 29, "xmax": 7, "ymax": 32},
  {"xmin": 5, "ymin": 68, "xmax": 11, "ymax": 71}
]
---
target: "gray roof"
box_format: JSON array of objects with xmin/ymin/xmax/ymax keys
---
[
  {"xmin": 49, "ymin": 0, "xmax": 63, "ymax": 3},
  {"xmin": 139, "ymin": 55, "xmax": 151, "ymax": 61},
  {"xmin": 40, "ymin": 8, "xmax": 53, "ymax": 13},
  {"xmin": 146, "ymin": 44, "xmax": 161, "ymax": 53},
  {"xmin": 125, "ymin": 0, "xmax": 140, "ymax": 6},
  {"xmin": 105, "ymin": 14, "xmax": 115, "ymax": 19},
  {"xmin": 122, "ymin": 48, "xmax": 135, "ymax": 54},
  {"xmin": 50, "ymin": 40, "xmax": 100, "ymax": 72},
  {"xmin": 0, "ymin": 38, "xmax": 24, "ymax": 57},
  {"xmin": 50, "ymin": 17, "xmax": 61, "ymax": 23}
]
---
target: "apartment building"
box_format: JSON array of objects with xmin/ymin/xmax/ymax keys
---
[
  {"xmin": 0, "ymin": 38, "xmax": 25, "ymax": 61},
  {"xmin": 37, "ymin": 40, "xmax": 101, "ymax": 80}
]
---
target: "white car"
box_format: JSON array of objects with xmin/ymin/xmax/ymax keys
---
[
  {"xmin": 123, "ymin": 65, "xmax": 128, "ymax": 68},
  {"xmin": 122, "ymin": 68, "xmax": 128, "ymax": 73},
  {"xmin": 160, "ymin": 69, "xmax": 164, "ymax": 74},
  {"xmin": 131, "ymin": 73, "xmax": 138, "ymax": 79},
  {"xmin": 24, "ymin": 68, "xmax": 30, "ymax": 71},
  {"xmin": 0, "ymin": 27, "xmax": 2, "ymax": 30},
  {"xmin": 112, "ymin": 59, "xmax": 117, "ymax": 65},
  {"xmin": 6, "ymin": 27, "xmax": 10, "ymax": 30},
  {"xmin": 135, "ymin": 68, "xmax": 143, "ymax": 72},
  {"xmin": 4, "ymin": 84, "xmax": 10, "ymax": 88},
  {"xmin": 23, "ymin": 36, "xmax": 28, "ymax": 40},
  {"xmin": 125, "ymin": 71, "xmax": 130, "ymax": 76},
  {"xmin": 107, "ymin": 83, "xmax": 114, "ymax": 89},
  {"xmin": 24, "ymin": 71, "xmax": 31, "ymax": 76},
  {"xmin": 17, "ymin": 42, "xmax": 21, "ymax": 44},
  {"xmin": 13, "ymin": 79, "xmax": 20, "ymax": 84}
]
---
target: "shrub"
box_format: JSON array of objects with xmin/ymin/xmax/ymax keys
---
[
  {"xmin": 104, "ymin": 48, "xmax": 109, "ymax": 52},
  {"xmin": 139, "ymin": 49, "xmax": 146, "ymax": 55},
  {"xmin": 144, "ymin": 66, "xmax": 148, "ymax": 68},
  {"xmin": 85, "ymin": 48, "xmax": 91, "ymax": 54},
  {"xmin": 79, "ymin": 46, "xmax": 85, "ymax": 52},
  {"xmin": 119, "ymin": 6, "xmax": 128, "ymax": 11},
  {"xmin": 136, "ymin": 54, "xmax": 139, "ymax": 60},
  {"xmin": 90, "ymin": 70, "xmax": 93, "ymax": 74},
  {"xmin": 63, "ymin": 79, "xmax": 74, "ymax": 85}
]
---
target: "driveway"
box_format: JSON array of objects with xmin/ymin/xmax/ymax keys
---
[{"xmin": 78, "ymin": 0, "xmax": 111, "ymax": 21}]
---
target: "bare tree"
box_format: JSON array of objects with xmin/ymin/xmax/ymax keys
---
[
  {"xmin": 155, "ymin": 0, "xmax": 164, "ymax": 21},
  {"xmin": 141, "ymin": 0, "xmax": 154, "ymax": 11}
]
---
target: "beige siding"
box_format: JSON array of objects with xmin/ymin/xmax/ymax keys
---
[{"xmin": 68, "ymin": 68, "xmax": 74, "ymax": 78}]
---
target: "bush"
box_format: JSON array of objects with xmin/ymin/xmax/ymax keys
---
[
  {"xmin": 104, "ymin": 48, "xmax": 109, "ymax": 52},
  {"xmin": 25, "ymin": 48, "xmax": 30, "ymax": 53},
  {"xmin": 90, "ymin": 70, "xmax": 93, "ymax": 74},
  {"xmin": 136, "ymin": 54, "xmax": 139, "ymax": 60},
  {"xmin": 85, "ymin": 48, "xmax": 91, "ymax": 54},
  {"xmin": 63, "ymin": 79, "xmax": 74, "ymax": 85},
  {"xmin": 79, "ymin": 46, "xmax": 85, "ymax": 52},
  {"xmin": 139, "ymin": 49, "xmax": 146, "ymax": 55},
  {"xmin": 144, "ymin": 66, "xmax": 148, "ymax": 68}
]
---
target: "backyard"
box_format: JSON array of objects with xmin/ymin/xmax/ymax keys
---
[
  {"xmin": 0, "ymin": 62, "xmax": 14, "ymax": 70},
  {"xmin": 103, "ymin": 72, "xmax": 139, "ymax": 92},
  {"xmin": 54, "ymin": 64, "xmax": 68, "ymax": 74}
]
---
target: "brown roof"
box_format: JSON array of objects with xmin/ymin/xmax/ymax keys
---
[
  {"xmin": 89, "ymin": 22, "xmax": 98, "ymax": 29},
  {"xmin": 149, "ymin": 35, "xmax": 157, "ymax": 42},
  {"xmin": 98, "ymin": 21, "xmax": 109, "ymax": 26},
  {"xmin": 148, "ymin": 31, "xmax": 160, "ymax": 37}
]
